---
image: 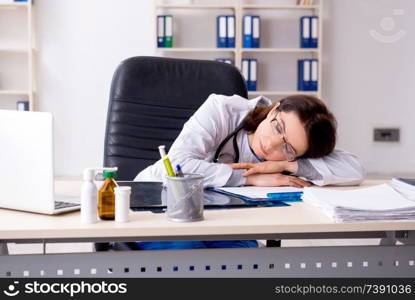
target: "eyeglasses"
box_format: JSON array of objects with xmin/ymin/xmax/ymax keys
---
[{"xmin": 270, "ymin": 112, "xmax": 297, "ymax": 162}]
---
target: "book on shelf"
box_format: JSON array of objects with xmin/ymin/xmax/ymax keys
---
[
  {"xmin": 215, "ymin": 58, "xmax": 233, "ymax": 65},
  {"xmin": 297, "ymin": 0, "xmax": 314, "ymax": 5},
  {"xmin": 216, "ymin": 15, "xmax": 235, "ymax": 48},
  {"xmin": 243, "ymin": 15, "xmax": 260, "ymax": 48},
  {"xmin": 16, "ymin": 100, "xmax": 29, "ymax": 111},
  {"xmin": 298, "ymin": 59, "xmax": 318, "ymax": 91},
  {"xmin": 300, "ymin": 16, "xmax": 318, "ymax": 48},
  {"xmin": 242, "ymin": 58, "xmax": 257, "ymax": 91},
  {"xmin": 227, "ymin": 15, "xmax": 235, "ymax": 48},
  {"xmin": 157, "ymin": 15, "xmax": 173, "ymax": 48}
]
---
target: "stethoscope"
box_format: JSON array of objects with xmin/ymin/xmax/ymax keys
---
[
  {"xmin": 213, "ymin": 99, "xmax": 272, "ymax": 164},
  {"xmin": 212, "ymin": 120, "xmax": 246, "ymax": 164}
]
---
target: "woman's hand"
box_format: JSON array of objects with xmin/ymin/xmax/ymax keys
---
[
  {"xmin": 245, "ymin": 173, "xmax": 311, "ymax": 188},
  {"xmin": 230, "ymin": 161, "xmax": 298, "ymax": 176}
]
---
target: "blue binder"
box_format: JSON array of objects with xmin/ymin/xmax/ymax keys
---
[
  {"xmin": 298, "ymin": 59, "xmax": 311, "ymax": 91},
  {"xmin": 157, "ymin": 15, "xmax": 165, "ymax": 47},
  {"xmin": 242, "ymin": 58, "xmax": 250, "ymax": 88},
  {"xmin": 243, "ymin": 15, "xmax": 253, "ymax": 48},
  {"xmin": 300, "ymin": 16, "xmax": 311, "ymax": 48},
  {"xmin": 310, "ymin": 59, "xmax": 318, "ymax": 91},
  {"xmin": 227, "ymin": 15, "xmax": 235, "ymax": 48},
  {"xmin": 217, "ymin": 15, "xmax": 227, "ymax": 48},
  {"xmin": 242, "ymin": 58, "xmax": 258, "ymax": 91},
  {"xmin": 248, "ymin": 59, "xmax": 257, "ymax": 91},
  {"xmin": 310, "ymin": 16, "xmax": 318, "ymax": 48},
  {"xmin": 252, "ymin": 16, "xmax": 260, "ymax": 48}
]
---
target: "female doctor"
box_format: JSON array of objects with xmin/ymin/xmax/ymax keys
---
[
  {"xmin": 132, "ymin": 94, "xmax": 364, "ymax": 250},
  {"xmin": 135, "ymin": 93, "xmax": 365, "ymax": 188}
]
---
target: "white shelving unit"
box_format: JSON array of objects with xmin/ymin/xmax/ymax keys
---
[
  {"xmin": 155, "ymin": 0, "xmax": 322, "ymax": 99},
  {"xmin": 0, "ymin": 1, "xmax": 35, "ymax": 110}
]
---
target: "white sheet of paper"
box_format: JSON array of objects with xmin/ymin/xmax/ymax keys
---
[{"xmin": 304, "ymin": 184, "xmax": 415, "ymax": 211}]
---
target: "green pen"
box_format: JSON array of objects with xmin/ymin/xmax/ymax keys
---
[{"xmin": 158, "ymin": 145, "xmax": 175, "ymax": 177}]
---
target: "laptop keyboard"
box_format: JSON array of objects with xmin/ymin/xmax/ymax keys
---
[{"xmin": 54, "ymin": 201, "xmax": 80, "ymax": 210}]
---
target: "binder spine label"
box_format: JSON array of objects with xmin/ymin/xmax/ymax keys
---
[
  {"xmin": 311, "ymin": 16, "xmax": 318, "ymax": 48},
  {"xmin": 242, "ymin": 59, "xmax": 249, "ymax": 82},
  {"xmin": 248, "ymin": 59, "xmax": 257, "ymax": 91},
  {"xmin": 310, "ymin": 59, "xmax": 318, "ymax": 91}
]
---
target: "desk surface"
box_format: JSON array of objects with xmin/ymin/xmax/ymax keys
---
[{"xmin": 1, "ymin": 180, "xmax": 415, "ymax": 241}]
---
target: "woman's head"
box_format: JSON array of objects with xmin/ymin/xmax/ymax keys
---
[{"xmin": 244, "ymin": 95, "xmax": 337, "ymax": 161}]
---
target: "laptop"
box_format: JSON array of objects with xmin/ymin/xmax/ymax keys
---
[{"xmin": 0, "ymin": 110, "xmax": 80, "ymax": 214}]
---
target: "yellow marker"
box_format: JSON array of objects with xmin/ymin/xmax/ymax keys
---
[{"xmin": 159, "ymin": 145, "xmax": 175, "ymax": 177}]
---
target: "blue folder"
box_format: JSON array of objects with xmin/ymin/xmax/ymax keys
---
[
  {"xmin": 252, "ymin": 16, "xmax": 260, "ymax": 48},
  {"xmin": 310, "ymin": 16, "xmax": 318, "ymax": 48},
  {"xmin": 217, "ymin": 15, "xmax": 227, "ymax": 48},
  {"xmin": 243, "ymin": 15, "xmax": 253, "ymax": 48},
  {"xmin": 300, "ymin": 16, "xmax": 311, "ymax": 48},
  {"xmin": 310, "ymin": 59, "xmax": 318, "ymax": 91},
  {"xmin": 298, "ymin": 59, "xmax": 308, "ymax": 91},
  {"xmin": 227, "ymin": 15, "xmax": 235, "ymax": 48},
  {"xmin": 207, "ymin": 187, "xmax": 300, "ymax": 206}
]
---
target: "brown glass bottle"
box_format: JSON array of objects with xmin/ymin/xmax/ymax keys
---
[{"xmin": 98, "ymin": 171, "xmax": 117, "ymax": 220}]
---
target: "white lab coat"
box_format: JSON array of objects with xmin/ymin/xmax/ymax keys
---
[{"xmin": 135, "ymin": 94, "xmax": 365, "ymax": 187}]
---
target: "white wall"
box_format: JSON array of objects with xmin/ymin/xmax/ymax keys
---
[
  {"xmin": 35, "ymin": 0, "xmax": 155, "ymax": 177},
  {"xmin": 34, "ymin": 0, "xmax": 414, "ymax": 176},
  {"xmin": 323, "ymin": 0, "xmax": 415, "ymax": 174}
]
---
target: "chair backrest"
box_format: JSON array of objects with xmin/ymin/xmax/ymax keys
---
[{"xmin": 103, "ymin": 56, "xmax": 248, "ymax": 180}]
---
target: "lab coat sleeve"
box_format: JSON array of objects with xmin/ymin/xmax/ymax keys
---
[
  {"xmin": 166, "ymin": 94, "xmax": 236, "ymax": 187},
  {"xmin": 300, "ymin": 149, "xmax": 366, "ymax": 186}
]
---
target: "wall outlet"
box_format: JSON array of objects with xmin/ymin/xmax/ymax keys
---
[{"xmin": 374, "ymin": 128, "xmax": 400, "ymax": 142}]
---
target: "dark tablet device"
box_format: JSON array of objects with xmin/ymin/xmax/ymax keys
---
[{"xmin": 117, "ymin": 181, "xmax": 287, "ymax": 212}]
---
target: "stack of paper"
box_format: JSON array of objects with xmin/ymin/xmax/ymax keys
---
[
  {"xmin": 302, "ymin": 184, "xmax": 415, "ymax": 222},
  {"xmin": 390, "ymin": 178, "xmax": 415, "ymax": 201}
]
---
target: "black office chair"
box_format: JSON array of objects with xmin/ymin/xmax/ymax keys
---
[
  {"xmin": 103, "ymin": 56, "xmax": 248, "ymax": 180},
  {"xmin": 96, "ymin": 56, "xmax": 248, "ymax": 251}
]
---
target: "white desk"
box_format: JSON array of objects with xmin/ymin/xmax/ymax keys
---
[{"xmin": 1, "ymin": 180, "xmax": 415, "ymax": 278}]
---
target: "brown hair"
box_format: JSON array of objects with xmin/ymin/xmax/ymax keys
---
[{"xmin": 243, "ymin": 95, "xmax": 337, "ymax": 158}]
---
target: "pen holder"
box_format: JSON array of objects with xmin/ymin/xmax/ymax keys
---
[{"xmin": 166, "ymin": 173, "xmax": 204, "ymax": 222}]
